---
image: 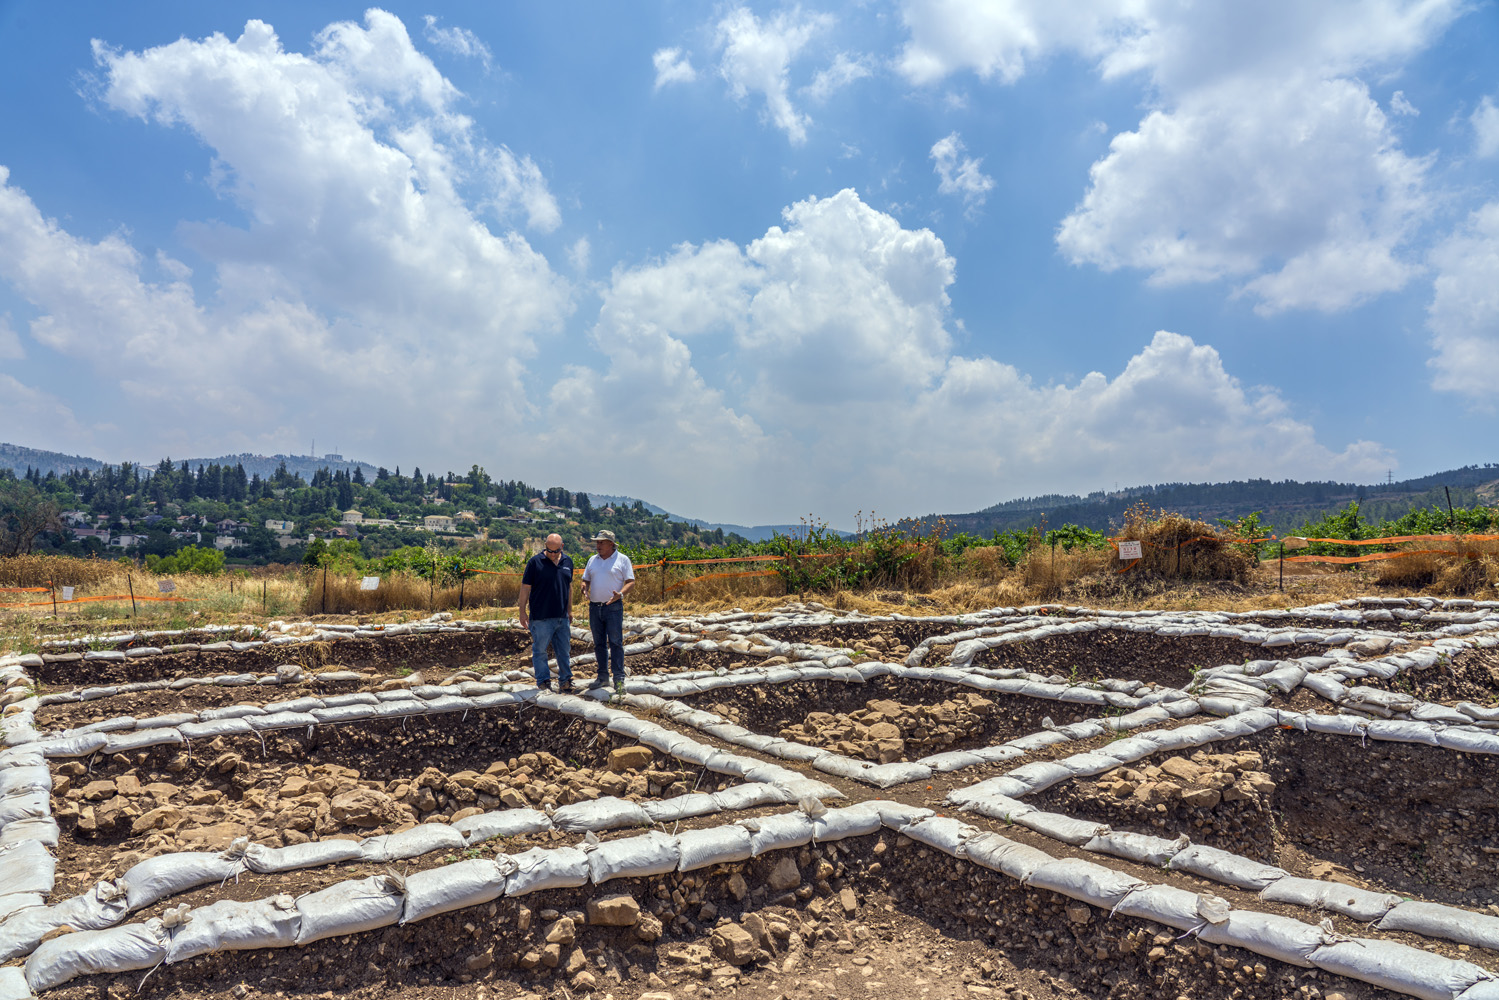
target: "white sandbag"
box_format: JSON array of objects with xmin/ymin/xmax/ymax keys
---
[
  {"xmin": 902, "ymin": 817, "xmax": 977, "ymax": 856},
  {"xmin": 964, "ymin": 833, "xmax": 1054, "ymax": 880},
  {"xmin": 1302, "ymin": 713, "xmax": 1366, "ymax": 736},
  {"xmin": 121, "ymin": 852, "xmax": 244, "ymax": 911},
  {"xmin": 505, "ymin": 847, "xmax": 590, "ymax": 895},
  {"xmin": 641, "ymin": 793, "xmax": 719, "ymax": 823},
  {"xmin": 1113, "ymin": 883, "xmax": 1202, "ymax": 931},
  {"xmin": 400, "ymin": 858, "xmax": 513, "ymax": 924},
  {"xmin": 362, "ymin": 824, "xmax": 465, "ymax": 862},
  {"xmin": 36, "ymin": 733, "xmax": 107, "ymax": 758},
  {"xmin": 1365, "ymin": 720, "xmax": 1439, "ymax": 746},
  {"xmin": 1003, "ymin": 760, "xmax": 1075, "ymax": 795},
  {"xmin": 294, "ymin": 874, "xmax": 405, "ymax": 945},
  {"xmin": 1310, "ymin": 938, "xmax": 1490, "ymax": 1000},
  {"xmin": 587, "ymin": 831, "xmax": 680, "ymax": 883},
  {"xmin": 1197, "ymin": 910, "xmax": 1323, "ymax": 967},
  {"xmin": 1380, "ymin": 901, "xmax": 1499, "ymax": 950},
  {"xmin": 946, "ymin": 776, "xmax": 1030, "ymax": 806},
  {"xmin": 869, "ymin": 801, "xmax": 933, "ymax": 829},
  {"xmin": 0, "ymin": 892, "xmax": 41, "ymax": 922},
  {"xmin": 812, "ymin": 755, "xmax": 876, "ymax": 779},
  {"xmin": 0, "ymin": 881, "xmax": 130, "ymax": 962},
  {"xmin": 1014, "ymin": 810, "xmax": 1108, "ymax": 846},
  {"xmin": 165, "ymin": 894, "xmax": 301, "ymax": 961},
  {"xmin": 0, "ymin": 792, "xmax": 49, "ymax": 828},
  {"xmin": 0, "ymin": 966, "xmax": 28, "ymax": 1000},
  {"xmin": 0, "ymin": 816, "xmax": 57, "ymax": 850},
  {"xmin": 950, "ymin": 790, "xmax": 1036, "ymax": 823},
  {"xmin": 919, "ymin": 751, "xmax": 987, "ymax": 772},
  {"xmin": 1084, "ymin": 830, "xmax": 1184, "ymax": 868},
  {"xmin": 453, "ymin": 809, "xmax": 551, "ymax": 844},
  {"xmin": 1168, "ymin": 845, "xmax": 1285, "ymax": 890},
  {"xmin": 550, "ymin": 797, "xmax": 652, "ymax": 832},
  {"xmin": 812, "ymin": 805, "xmax": 882, "ymax": 842},
  {"xmin": 743, "ymin": 812, "xmax": 816, "ymax": 856},
  {"xmin": 102, "ymin": 728, "xmax": 185, "ymax": 754},
  {"xmin": 1057, "ymin": 751, "xmax": 1126, "ymax": 777},
  {"xmin": 1025, "ymin": 858, "xmax": 1144, "ymax": 908},
  {"xmin": 0, "ymin": 841, "xmax": 53, "ymax": 899},
  {"xmin": 676, "ymin": 825, "xmax": 753, "ymax": 872},
  {"xmin": 244, "ymin": 839, "xmax": 363, "ymax": 874},
  {"xmin": 25, "ymin": 920, "xmax": 168, "ymax": 991},
  {"xmin": 1259, "ymin": 877, "xmax": 1399, "ymax": 922},
  {"xmin": 0, "ymin": 767, "xmax": 49, "ymax": 797},
  {"xmin": 862, "ymin": 762, "xmax": 933, "ymax": 788},
  {"xmin": 177, "ymin": 718, "xmax": 255, "ymax": 740}
]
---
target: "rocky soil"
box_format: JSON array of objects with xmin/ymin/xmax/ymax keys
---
[
  {"xmin": 53, "ymin": 742, "xmax": 715, "ymax": 878},
  {"xmin": 775, "ymin": 693, "xmax": 999, "ymax": 763},
  {"xmin": 46, "ymin": 832, "xmax": 1414, "ymax": 1000},
  {"xmin": 1035, "ymin": 751, "xmax": 1277, "ymax": 861}
]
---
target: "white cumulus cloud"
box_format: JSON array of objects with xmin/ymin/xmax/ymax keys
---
[
  {"xmin": 541, "ymin": 189, "xmax": 1385, "ymax": 523},
  {"xmin": 803, "ymin": 53, "xmax": 871, "ymax": 102},
  {"xmin": 898, "ymin": 0, "xmax": 1461, "ymax": 314},
  {"xmin": 652, "ymin": 47, "xmax": 697, "ymax": 89},
  {"xmin": 0, "ymin": 14, "xmax": 570, "ymax": 465},
  {"xmin": 714, "ymin": 6, "xmax": 832, "ymax": 145},
  {"xmin": 1473, "ymin": 96, "xmax": 1499, "ymax": 159},
  {"xmin": 930, "ymin": 132, "xmax": 995, "ymax": 213},
  {"xmin": 422, "ymin": 15, "xmax": 492, "ymax": 69},
  {"xmin": 1427, "ymin": 202, "xmax": 1499, "ymax": 405}
]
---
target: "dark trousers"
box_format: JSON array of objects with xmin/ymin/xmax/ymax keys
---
[{"xmin": 588, "ymin": 600, "xmax": 625, "ymax": 682}]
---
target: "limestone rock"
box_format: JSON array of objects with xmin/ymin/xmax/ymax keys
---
[
  {"xmin": 711, "ymin": 923, "xmax": 758, "ymax": 966},
  {"xmin": 587, "ymin": 894, "xmax": 641, "ymax": 927},
  {"xmin": 768, "ymin": 855, "xmax": 801, "ymax": 891},
  {"xmin": 608, "ymin": 746, "xmax": 653, "ymax": 772},
  {"xmin": 329, "ymin": 788, "xmax": 403, "ymax": 827}
]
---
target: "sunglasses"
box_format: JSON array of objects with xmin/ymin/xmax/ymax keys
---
[{"xmin": 544, "ymin": 547, "xmax": 563, "ymax": 554}]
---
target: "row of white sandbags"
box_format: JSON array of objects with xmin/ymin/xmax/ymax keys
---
[
  {"xmin": 0, "ymin": 781, "xmax": 794, "ymax": 965},
  {"xmin": 28, "ymin": 800, "xmax": 1499, "ymax": 1000}
]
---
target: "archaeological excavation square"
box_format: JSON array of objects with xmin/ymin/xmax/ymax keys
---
[
  {"xmin": 48, "ymin": 709, "xmax": 753, "ymax": 875},
  {"xmin": 677, "ymin": 676, "xmax": 1100, "ymax": 764},
  {"xmin": 968, "ymin": 628, "xmax": 1331, "ymax": 689},
  {"xmin": 1027, "ymin": 726, "xmax": 1499, "ymax": 908}
]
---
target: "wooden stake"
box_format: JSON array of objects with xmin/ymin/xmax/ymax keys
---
[
  {"xmin": 50, "ymin": 580, "xmax": 57, "ymax": 619},
  {"xmin": 1279, "ymin": 542, "xmax": 1284, "ymax": 591}
]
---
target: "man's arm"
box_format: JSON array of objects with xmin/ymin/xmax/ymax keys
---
[{"xmin": 517, "ymin": 583, "xmax": 531, "ymax": 629}]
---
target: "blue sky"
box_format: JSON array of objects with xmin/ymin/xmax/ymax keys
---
[{"xmin": 1, "ymin": 2, "xmax": 1497, "ymax": 525}]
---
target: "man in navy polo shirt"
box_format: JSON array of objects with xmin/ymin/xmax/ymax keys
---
[{"xmin": 517, "ymin": 533, "xmax": 574, "ymax": 692}]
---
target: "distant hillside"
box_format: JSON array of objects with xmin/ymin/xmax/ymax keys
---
[
  {"xmin": 170, "ymin": 453, "xmax": 378, "ymax": 482},
  {"xmin": 0, "ymin": 443, "xmax": 105, "ymax": 476},
  {"xmin": 0, "ymin": 443, "xmax": 378, "ymax": 483},
  {"xmin": 584, "ymin": 493, "xmax": 849, "ymax": 541},
  {"xmin": 909, "ymin": 465, "xmax": 1499, "ymax": 538}
]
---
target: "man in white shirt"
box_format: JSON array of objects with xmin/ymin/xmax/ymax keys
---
[{"xmin": 581, "ymin": 529, "xmax": 635, "ymax": 694}]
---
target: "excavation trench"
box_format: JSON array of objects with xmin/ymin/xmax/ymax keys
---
[
  {"xmin": 38, "ymin": 833, "xmax": 1414, "ymax": 1000},
  {"xmin": 1028, "ymin": 728, "xmax": 1499, "ymax": 908},
  {"xmin": 676, "ymin": 676, "xmax": 1098, "ymax": 763}
]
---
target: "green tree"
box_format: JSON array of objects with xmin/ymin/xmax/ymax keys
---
[{"xmin": 0, "ymin": 478, "xmax": 62, "ymax": 556}]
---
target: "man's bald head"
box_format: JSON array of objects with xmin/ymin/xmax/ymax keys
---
[{"xmin": 546, "ymin": 533, "xmax": 563, "ymax": 546}]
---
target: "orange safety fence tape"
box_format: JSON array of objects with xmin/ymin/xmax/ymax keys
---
[
  {"xmin": 1282, "ymin": 549, "xmax": 1474, "ymax": 566},
  {"xmin": 1296, "ymin": 534, "xmax": 1499, "ymax": 546},
  {"xmin": 1110, "ymin": 535, "xmax": 1273, "ymax": 552},
  {"xmin": 0, "ymin": 594, "xmax": 190, "ymax": 609},
  {"xmin": 0, "ymin": 586, "xmax": 52, "ymax": 593}
]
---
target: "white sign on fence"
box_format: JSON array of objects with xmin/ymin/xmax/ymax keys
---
[
  {"xmin": 1282, "ymin": 536, "xmax": 1310, "ymax": 551},
  {"xmin": 61, "ymin": 587, "xmax": 74, "ymax": 601},
  {"xmin": 360, "ymin": 576, "xmax": 380, "ymax": 591},
  {"xmin": 1117, "ymin": 540, "xmax": 1143, "ymax": 561},
  {"xmin": 158, "ymin": 580, "xmax": 176, "ymax": 593}
]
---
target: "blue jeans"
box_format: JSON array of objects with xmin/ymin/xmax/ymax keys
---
[
  {"xmin": 589, "ymin": 601, "xmax": 625, "ymax": 683},
  {"xmin": 528, "ymin": 617, "xmax": 572, "ymax": 687}
]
